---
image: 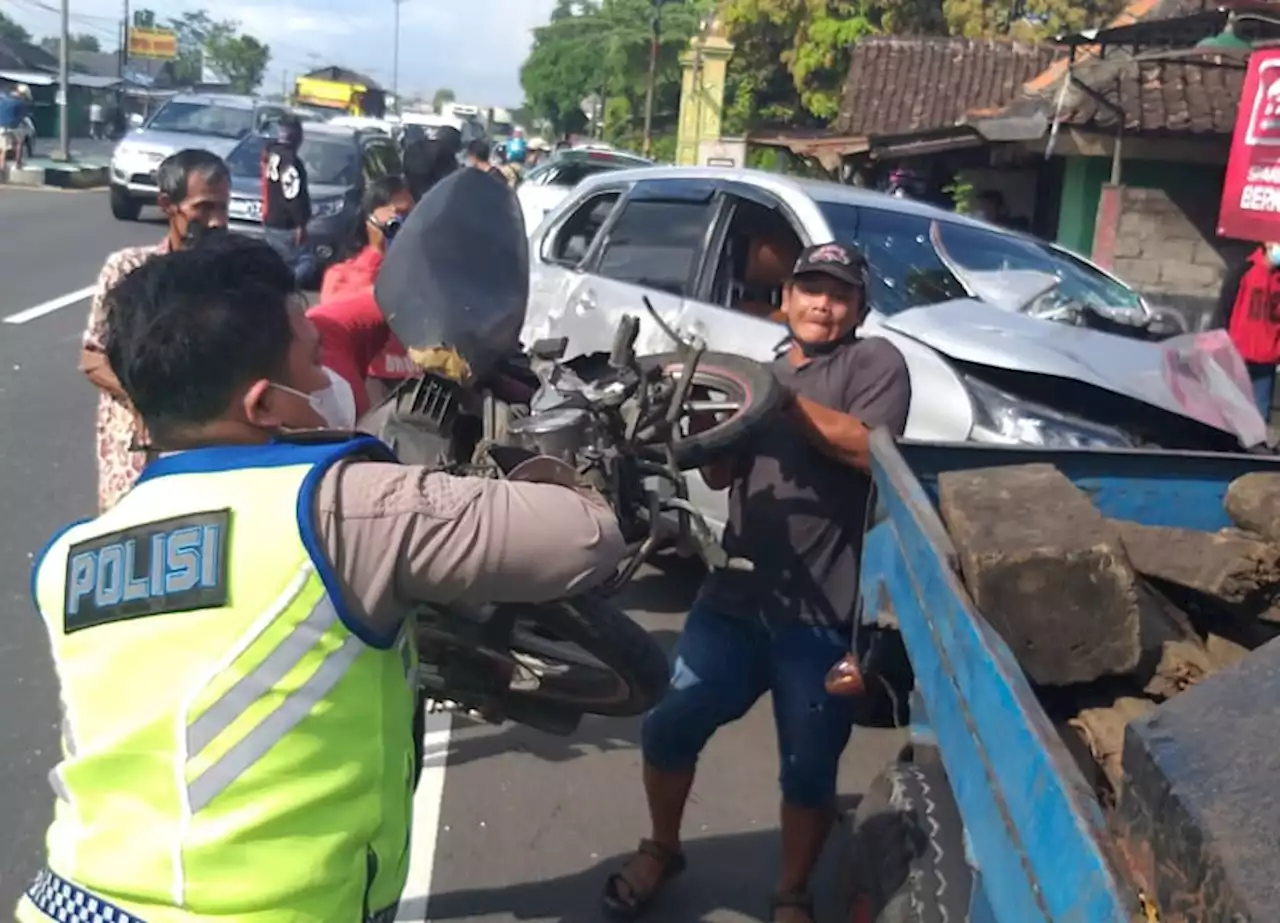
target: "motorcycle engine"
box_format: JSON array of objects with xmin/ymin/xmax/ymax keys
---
[{"xmin": 506, "ymin": 407, "xmax": 593, "ymax": 462}]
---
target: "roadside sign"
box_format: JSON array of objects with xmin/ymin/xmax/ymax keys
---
[
  {"xmin": 128, "ymin": 27, "xmax": 178, "ymax": 61},
  {"xmin": 1219, "ymin": 48, "xmax": 1280, "ymax": 241}
]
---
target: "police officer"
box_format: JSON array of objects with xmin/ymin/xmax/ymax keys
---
[{"xmin": 19, "ymin": 235, "xmax": 625, "ymax": 923}]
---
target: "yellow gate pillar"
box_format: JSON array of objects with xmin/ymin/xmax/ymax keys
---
[{"xmin": 675, "ymin": 13, "xmax": 734, "ymax": 166}]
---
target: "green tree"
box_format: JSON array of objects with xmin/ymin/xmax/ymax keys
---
[
  {"xmin": 875, "ymin": 0, "xmax": 1125, "ymax": 39},
  {"xmin": 40, "ymin": 34, "xmax": 101, "ymax": 55},
  {"xmin": 162, "ymin": 10, "xmax": 269, "ymax": 90},
  {"xmin": 0, "ymin": 11, "xmax": 32, "ymax": 44},
  {"xmin": 205, "ymin": 28, "xmax": 269, "ymax": 93},
  {"xmin": 722, "ymin": 0, "xmax": 875, "ymax": 127},
  {"xmin": 432, "ymin": 87, "xmax": 456, "ymax": 111},
  {"xmin": 521, "ymin": 0, "xmax": 710, "ymax": 145}
]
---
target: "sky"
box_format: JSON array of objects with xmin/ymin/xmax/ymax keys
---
[{"xmin": 4, "ymin": 0, "xmax": 557, "ymax": 105}]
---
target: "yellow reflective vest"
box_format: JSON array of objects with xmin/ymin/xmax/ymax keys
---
[{"xmin": 20, "ymin": 436, "xmax": 416, "ymax": 923}]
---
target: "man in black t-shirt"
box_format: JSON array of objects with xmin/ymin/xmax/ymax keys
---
[
  {"xmin": 261, "ymin": 116, "xmax": 314, "ymax": 286},
  {"xmin": 603, "ymin": 243, "xmax": 912, "ymax": 923}
]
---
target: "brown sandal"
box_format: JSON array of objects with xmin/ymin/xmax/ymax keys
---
[
  {"xmin": 772, "ymin": 889, "xmax": 816, "ymax": 923},
  {"xmin": 601, "ymin": 838, "xmax": 687, "ymax": 920}
]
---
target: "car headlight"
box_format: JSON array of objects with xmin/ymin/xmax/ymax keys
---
[
  {"xmin": 312, "ymin": 197, "xmax": 346, "ymax": 219},
  {"xmin": 963, "ymin": 375, "xmax": 1137, "ymax": 448}
]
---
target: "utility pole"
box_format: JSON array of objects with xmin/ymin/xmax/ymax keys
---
[
  {"xmin": 392, "ymin": 0, "xmax": 401, "ymax": 104},
  {"xmin": 642, "ymin": 0, "xmax": 670, "ymax": 158},
  {"xmin": 119, "ymin": 0, "xmax": 130, "ymax": 78},
  {"xmin": 56, "ymin": 0, "xmax": 70, "ymax": 160}
]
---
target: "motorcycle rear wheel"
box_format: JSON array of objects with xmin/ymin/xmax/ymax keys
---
[
  {"xmin": 417, "ymin": 594, "xmax": 670, "ymax": 730},
  {"xmin": 640, "ymin": 351, "xmax": 782, "ymax": 470}
]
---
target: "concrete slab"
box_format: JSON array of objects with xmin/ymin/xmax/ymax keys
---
[{"xmin": 1, "ymin": 161, "xmax": 109, "ymax": 190}]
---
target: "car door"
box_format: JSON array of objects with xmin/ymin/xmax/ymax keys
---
[
  {"xmin": 564, "ymin": 178, "xmax": 723, "ymax": 358},
  {"xmin": 524, "ymin": 186, "xmax": 627, "ymax": 347}
]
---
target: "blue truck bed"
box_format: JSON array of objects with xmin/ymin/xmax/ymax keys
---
[{"xmin": 857, "ymin": 431, "xmax": 1280, "ymax": 923}]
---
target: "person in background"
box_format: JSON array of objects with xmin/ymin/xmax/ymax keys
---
[
  {"xmin": 974, "ymin": 189, "xmax": 1011, "ymax": 225},
  {"xmin": 602, "ymin": 242, "xmax": 912, "ymax": 923},
  {"xmin": 491, "ymin": 144, "xmax": 520, "ymax": 187},
  {"xmin": 318, "ymin": 175, "xmax": 416, "ymax": 407},
  {"xmin": 0, "ymin": 84, "xmax": 31, "ymax": 169},
  {"xmin": 20, "ymin": 233, "xmax": 626, "ymax": 923},
  {"xmin": 80, "ymin": 148, "xmax": 231, "ymax": 513},
  {"xmin": 465, "ymin": 138, "xmax": 503, "ymax": 180},
  {"xmin": 319, "ymin": 175, "xmax": 413, "ymax": 301},
  {"xmin": 505, "ymin": 126, "xmax": 528, "ymax": 166},
  {"xmin": 1214, "ymin": 242, "xmax": 1280, "ymax": 419},
  {"xmin": 403, "ymin": 133, "xmax": 458, "ymax": 201},
  {"xmin": 261, "ymin": 114, "xmax": 315, "ymax": 287},
  {"xmin": 89, "ymin": 99, "xmax": 105, "ymax": 139}
]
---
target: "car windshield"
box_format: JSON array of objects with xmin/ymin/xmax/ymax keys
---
[
  {"xmin": 818, "ymin": 202, "xmax": 1145, "ymax": 317},
  {"xmin": 146, "ymin": 102, "xmax": 256, "ymax": 139},
  {"xmin": 226, "ymin": 134, "xmax": 360, "ymax": 187}
]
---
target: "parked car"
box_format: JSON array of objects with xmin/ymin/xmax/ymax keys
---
[
  {"xmin": 523, "ymin": 166, "xmax": 1258, "ymax": 531},
  {"xmin": 109, "ymin": 93, "xmax": 261, "ymax": 221},
  {"xmin": 222, "ymin": 122, "xmax": 403, "ymax": 286},
  {"xmin": 516, "ymin": 147, "xmax": 652, "ymax": 233}
]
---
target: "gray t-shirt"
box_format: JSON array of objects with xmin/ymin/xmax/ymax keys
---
[{"xmin": 703, "ymin": 335, "xmax": 911, "ymax": 627}]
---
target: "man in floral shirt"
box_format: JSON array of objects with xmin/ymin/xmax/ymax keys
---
[{"xmin": 80, "ymin": 149, "xmax": 230, "ymax": 511}]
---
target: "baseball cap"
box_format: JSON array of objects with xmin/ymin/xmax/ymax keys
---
[{"xmin": 790, "ymin": 242, "xmax": 866, "ymax": 288}]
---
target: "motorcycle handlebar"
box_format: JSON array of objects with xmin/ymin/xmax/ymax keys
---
[{"xmin": 610, "ymin": 315, "xmax": 640, "ymax": 370}]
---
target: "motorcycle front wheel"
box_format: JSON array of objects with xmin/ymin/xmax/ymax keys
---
[{"xmin": 639, "ymin": 351, "xmax": 782, "ymax": 470}]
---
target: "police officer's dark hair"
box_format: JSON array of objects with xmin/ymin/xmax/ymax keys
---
[
  {"xmin": 156, "ymin": 149, "xmax": 229, "ymax": 204},
  {"xmin": 466, "ymin": 139, "xmax": 490, "ymax": 163},
  {"xmin": 103, "ymin": 235, "xmax": 295, "ymax": 441}
]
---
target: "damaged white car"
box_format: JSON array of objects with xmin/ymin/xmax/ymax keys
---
[{"xmin": 523, "ymin": 166, "xmax": 1266, "ymax": 459}]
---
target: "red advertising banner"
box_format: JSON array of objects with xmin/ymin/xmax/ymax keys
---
[{"xmin": 1220, "ymin": 48, "xmax": 1280, "ymax": 241}]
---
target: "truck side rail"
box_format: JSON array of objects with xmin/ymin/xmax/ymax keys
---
[{"xmin": 865, "ymin": 428, "xmax": 1136, "ymax": 923}]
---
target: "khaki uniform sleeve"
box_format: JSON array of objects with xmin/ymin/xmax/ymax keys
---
[{"xmin": 312, "ymin": 461, "xmax": 626, "ymax": 637}]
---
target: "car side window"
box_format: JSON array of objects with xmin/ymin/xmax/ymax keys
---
[
  {"xmin": 706, "ymin": 194, "xmax": 804, "ymax": 320},
  {"xmin": 594, "ymin": 197, "xmax": 715, "ymax": 296},
  {"xmin": 374, "ymin": 138, "xmax": 402, "ymax": 177},
  {"xmin": 361, "ymin": 140, "xmax": 390, "ymax": 180},
  {"xmin": 548, "ymin": 191, "xmax": 621, "ymax": 267}
]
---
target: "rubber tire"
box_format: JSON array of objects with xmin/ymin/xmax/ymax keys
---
[
  {"xmin": 639, "ymin": 350, "xmax": 782, "ymax": 470},
  {"xmin": 501, "ymin": 593, "xmax": 670, "ymax": 718},
  {"xmin": 110, "ymin": 186, "xmax": 142, "ymax": 221},
  {"xmin": 848, "ymin": 761, "xmax": 974, "ymax": 923}
]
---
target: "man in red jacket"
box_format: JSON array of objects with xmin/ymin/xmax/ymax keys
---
[{"xmin": 1216, "ymin": 242, "xmax": 1280, "ymax": 419}]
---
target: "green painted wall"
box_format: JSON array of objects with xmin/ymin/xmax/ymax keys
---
[
  {"xmin": 1055, "ymin": 156, "xmax": 1225, "ymax": 256},
  {"xmin": 1056, "ymin": 156, "xmax": 1109, "ymax": 254}
]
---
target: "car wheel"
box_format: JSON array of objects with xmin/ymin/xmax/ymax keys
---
[{"xmin": 110, "ymin": 186, "xmax": 142, "ymax": 221}]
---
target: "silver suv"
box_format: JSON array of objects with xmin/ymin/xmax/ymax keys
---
[{"xmin": 109, "ymin": 93, "xmax": 261, "ymax": 221}]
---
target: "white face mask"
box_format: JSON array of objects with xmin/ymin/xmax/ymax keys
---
[{"xmin": 272, "ymin": 367, "xmax": 357, "ymax": 430}]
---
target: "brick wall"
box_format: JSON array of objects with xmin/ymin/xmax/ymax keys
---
[{"xmin": 1099, "ymin": 184, "xmax": 1250, "ymax": 330}]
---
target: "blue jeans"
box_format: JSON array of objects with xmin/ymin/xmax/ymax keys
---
[
  {"xmin": 641, "ymin": 599, "xmax": 855, "ymax": 808},
  {"xmin": 264, "ymin": 226, "xmax": 317, "ymax": 288},
  {"xmin": 1248, "ymin": 362, "xmax": 1276, "ymax": 419}
]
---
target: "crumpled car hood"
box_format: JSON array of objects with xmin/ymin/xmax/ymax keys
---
[{"xmin": 881, "ymin": 298, "xmax": 1267, "ymax": 447}]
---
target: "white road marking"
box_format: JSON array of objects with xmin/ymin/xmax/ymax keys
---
[
  {"xmin": 399, "ymin": 712, "xmax": 452, "ymax": 921},
  {"xmin": 4, "ymin": 285, "xmax": 95, "ymax": 325}
]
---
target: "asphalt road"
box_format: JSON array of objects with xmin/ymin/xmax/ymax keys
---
[{"xmin": 0, "ymin": 186, "xmax": 904, "ymax": 922}]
